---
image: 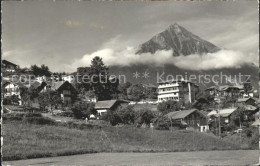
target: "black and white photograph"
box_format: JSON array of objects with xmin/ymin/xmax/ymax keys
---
[{"xmin": 1, "ymin": 1, "xmax": 260, "ymax": 165}]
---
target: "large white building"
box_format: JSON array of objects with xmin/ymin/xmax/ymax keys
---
[{"xmin": 157, "ymin": 79, "xmax": 199, "ymax": 104}]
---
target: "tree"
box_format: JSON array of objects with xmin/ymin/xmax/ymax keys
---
[
  {"xmin": 30, "ymin": 64, "xmax": 51, "ymax": 77},
  {"xmin": 154, "ymin": 116, "xmax": 171, "ymax": 130},
  {"xmin": 87, "ymin": 56, "xmax": 118, "ymax": 100},
  {"xmin": 38, "ymin": 90, "xmax": 62, "ymax": 113},
  {"xmin": 116, "ymin": 105, "xmax": 136, "ymax": 125},
  {"xmin": 118, "ymin": 82, "xmax": 132, "ymax": 99},
  {"xmin": 71, "ymin": 102, "xmax": 96, "ymax": 119},
  {"xmin": 157, "ymin": 100, "xmax": 181, "ymax": 115},
  {"xmin": 127, "ymin": 84, "xmax": 145, "ymax": 101},
  {"xmin": 38, "ymin": 92, "xmax": 51, "ymax": 111},
  {"xmin": 20, "ymin": 86, "xmax": 39, "ymax": 106},
  {"xmin": 243, "ymin": 80, "xmax": 253, "ymax": 95},
  {"xmin": 136, "ymin": 109, "xmax": 155, "ymax": 127}
]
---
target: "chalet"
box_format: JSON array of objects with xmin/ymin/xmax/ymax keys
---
[
  {"xmin": 165, "ymin": 109, "xmax": 208, "ymax": 132},
  {"xmin": 62, "ymin": 75, "xmax": 74, "ymax": 83},
  {"xmin": 240, "ymin": 105, "xmax": 258, "ymax": 121},
  {"xmin": 236, "ymin": 97, "xmax": 256, "ymax": 106},
  {"xmin": 208, "ymin": 107, "xmax": 238, "ymax": 124},
  {"xmin": 205, "ymin": 86, "xmax": 219, "ymax": 97},
  {"xmin": 2, "ymin": 60, "xmax": 18, "ymax": 73},
  {"xmin": 35, "ymin": 76, "xmax": 48, "ymax": 83},
  {"xmin": 51, "ymin": 81, "xmax": 76, "ymax": 106},
  {"xmin": 95, "ymin": 100, "xmax": 130, "ymax": 116},
  {"xmin": 2, "ymin": 81, "xmax": 26, "ymax": 105},
  {"xmin": 219, "ymin": 86, "xmax": 240, "ymax": 98}
]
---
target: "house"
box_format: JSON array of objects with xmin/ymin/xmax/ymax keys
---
[
  {"xmin": 94, "ymin": 99, "xmax": 130, "ymax": 116},
  {"xmin": 51, "ymin": 81, "xmax": 76, "ymax": 106},
  {"xmin": 165, "ymin": 109, "xmax": 208, "ymax": 132},
  {"xmin": 236, "ymin": 97, "xmax": 256, "ymax": 106},
  {"xmin": 240, "ymin": 105, "xmax": 258, "ymax": 121},
  {"xmin": 205, "ymin": 86, "xmax": 219, "ymax": 97},
  {"xmin": 157, "ymin": 79, "xmax": 199, "ymax": 105},
  {"xmin": 2, "ymin": 81, "xmax": 27, "ymax": 105},
  {"xmin": 207, "ymin": 107, "xmax": 238, "ymax": 124},
  {"xmin": 219, "ymin": 86, "xmax": 240, "ymax": 98},
  {"xmin": 35, "ymin": 76, "xmax": 48, "ymax": 83},
  {"xmin": 62, "ymin": 75, "xmax": 74, "ymax": 83},
  {"xmin": 2, "ymin": 60, "xmax": 18, "ymax": 73}
]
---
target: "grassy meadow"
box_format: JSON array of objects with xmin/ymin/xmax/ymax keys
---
[{"xmin": 2, "ymin": 113, "xmax": 242, "ymax": 161}]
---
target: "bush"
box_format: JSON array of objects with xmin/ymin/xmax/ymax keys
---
[
  {"xmin": 24, "ymin": 117, "xmax": 55, "ymax": 125},
  {"xmin": 136, "ymin": 109, "xmax": 155, "ymax": 127},
  {"xmin": 71, "ymin": 102, "xmax": 96, "ymax": 119},
  {"xmin": 157, "ymin": 100, "xmax": 180, "ymax": 115},
  {"xmin": 3, "ymin": 112, "xmax": 56, "ymax": 125},
  {"xmin": 154, "ymin": 116, "xmax": 170, "ymax": 130}
]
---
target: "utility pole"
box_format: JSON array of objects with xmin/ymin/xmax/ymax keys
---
[
  {"xmin": 239, "ymin": 116, "xmax": 242, "ymax": 149},
  {"xmin": 217, "ymin": 103, "xmax": 221, "ymax": 137}
]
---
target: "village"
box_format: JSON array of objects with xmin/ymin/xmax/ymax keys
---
[{"xmin": 2, "ymin": 58, "xmax": 260, "ymax": 138}]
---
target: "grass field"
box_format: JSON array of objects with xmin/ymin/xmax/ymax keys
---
[
  {"xmin": 2, "ymin": 114, "xmax": 242, "ymax": 161},
  {"xmin": 132, "ymin": 104, "xmax": 158, "ymax": 112}
]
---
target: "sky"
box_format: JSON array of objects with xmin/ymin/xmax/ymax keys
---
[{"xmin": 2, "ymin": 1, "xmax": 259, "ymax": 72}]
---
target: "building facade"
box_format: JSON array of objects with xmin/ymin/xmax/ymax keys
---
[{"xmin": 157, "ymin": 80, "xmax": 199, "ymax": 104}]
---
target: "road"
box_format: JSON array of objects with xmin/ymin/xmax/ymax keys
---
[{"xmin": 3, "ymin": 150, "xmax": 259, "ymax": 166}]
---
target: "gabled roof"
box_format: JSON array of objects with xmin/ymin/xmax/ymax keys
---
[
  {"xmin": 166, "ymin": 109, "xmax": 205, "ymax": 120},
  {"xmin": 252, "ymin": 119, "xmax": 260, "ymax": 126},
  {"xmin": 242, "ymin": 105, "xmax": 257, "ymax": 111},
  {"xmin": 237, "ymin": 97, "xmax": 255, "ymax": 102},
  {"xmin": 205, "ymin": 86, "xmax": 219, "ymax": 91},
  {"xmin": 95, "ymin": 99, "xmax": 130, "ymax": 109},
  {"xmin": 30, "ymin": 81, "xmax": 47, "ymax": 91},
  {"xmin": 2, "ymin": 60, "xmax": 18, "ymax": 67},
  {"xmin": 208, "ymin": 107, "xmax": 238, "ymax": 118},
  {"xmin": 3, "ymin": 81, "xmax": 27, "ymax": 89},
  {"xmin": 51, "ymin": 81, "xmax": 65, "ymax": 91}
]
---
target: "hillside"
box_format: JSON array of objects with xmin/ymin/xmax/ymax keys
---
[
  {"xmin": 110, "ymin": 63, "xmax": 259, "ymax": 90},
  {"xmin": 3, "ymin": 117, "xmax": 240, "ymax": 161}
]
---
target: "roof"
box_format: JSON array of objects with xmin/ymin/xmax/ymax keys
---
[
  {"xmin": 51, "ymin": 81, "xmax": 75, "ymax": 91},
  {"xmin": 166, "ymin": 109, "xmax": 205, "ymax": 120},
  {"xmin": 3, "ymin": 81, "xmax": 27, "ymax": 89},
  {"xmin": 95, "ymin": 100, "xmax": 130, "ymax": 109},
  {"xmin": 158, "ymin": 78, "xmax": 196, "ymax": 85},
  {"xmin": 237, "ymin": 98, "xmax": 255, "ymax": 102},
  {"xmin": 252, "ymin": 119, "xmax": 260, "ymax": 126},
  {"xmin": 208, "ymin": 107, "xmax": 238, "ymax": 117},
  {"xmin": 242, "ymin": 105, "xmax": 257, "ymax": 111},
  {"xmin": 30, "ymin": 81, "xmax": 47, "ymax": 91},
  {"xmin": 2, "ymin": 60, "xmax": 18, "ymax": 67},
  {"xmin": 142, "ymin": 84, "xmax": 157, "ymax": 88},
  {"xmin": 205, "ymin": 86, "xmax": 219, "ymax": 91}
]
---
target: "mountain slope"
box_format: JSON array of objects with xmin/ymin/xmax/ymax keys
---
[{"xmin": 136, "ymin": 23, "xmax": 220, "ymax": 56}]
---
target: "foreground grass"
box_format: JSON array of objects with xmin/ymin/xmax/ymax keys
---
[{"xmin": 2, "ymin": 118, "xmax": 242, "ymax": 161}]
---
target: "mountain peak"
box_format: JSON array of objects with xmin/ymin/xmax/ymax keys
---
[{"xmin": 136, "ymin": 24, "xmax": 221, "ymax": 56}]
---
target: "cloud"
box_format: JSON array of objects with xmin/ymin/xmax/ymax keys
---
[
  {"xmin": 71, "ymin": 46, "xmax": 257, "ymax": 71},
  {"xmin": 173, "ymin": 50, "xmax": 257, "ymax": 70}
]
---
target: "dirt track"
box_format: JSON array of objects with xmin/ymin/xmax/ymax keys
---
[{"xmin": 3, "ymin": 150, "xmax": 259, "ymax": 166}]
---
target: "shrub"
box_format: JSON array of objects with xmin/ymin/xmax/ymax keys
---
[
  {"xmin": 136, "ymin": 109, "xmax": 155, "ymax": 127},
  {"xmin": 157, "ymin": 100, "xmax": 180, "ymax": 115},
  {"xmin": 154, "ymin": 116, "xmax": 170, "ymax": 130},
  {"xmin": 71, "ymin": 102, "xmax": 96, "ymax": 119},
  {"xmin": 24, "ymin": 117, "xmax": 55, "ymax": 125}
]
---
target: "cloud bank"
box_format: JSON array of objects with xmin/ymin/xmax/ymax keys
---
[{"xmin": 71, "ymin": 46, "xmax": 257, "ymax": 71}]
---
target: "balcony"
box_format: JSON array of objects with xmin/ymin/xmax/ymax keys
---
[{"xmin": 158, "ymin": 89, "xmax": 179, "ymax": 95}]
